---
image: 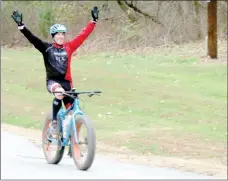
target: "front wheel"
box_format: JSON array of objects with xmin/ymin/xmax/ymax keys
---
[
  {"xmin": 70, "ymin": 115, "xmax": 96, "ymax": 170},
  {"xmin": 42, "ymin": 113, "xmax": 65, "ymax": 164}
]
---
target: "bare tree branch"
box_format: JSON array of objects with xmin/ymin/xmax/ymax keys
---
[
  {"xmin": 123, "ymin": 0, "xmax": 164, "ymax": 27},
  {"xmin": 130, "ymin": 0, "xmax": 133, "ymax": 6},
  {"xmin": 117, "ymin": 0, "xmax": 137, "ymax": 22},
  {"xmin": 156, "ymin": 1, "xmax": 163, "ymax": 19}
]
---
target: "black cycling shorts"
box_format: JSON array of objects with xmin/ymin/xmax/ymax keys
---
[
  {"xmin": 46, "ymin": 79, "xmax": 74, "ymax": 108},
  {"xmin": 46, "ymin": 79, "xmax": 72, "ymax": 93}
]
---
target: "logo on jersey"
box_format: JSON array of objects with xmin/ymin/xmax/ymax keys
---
[{"xmin": 54, "ymin": 51, "xmax": 68, "ymax": 63}]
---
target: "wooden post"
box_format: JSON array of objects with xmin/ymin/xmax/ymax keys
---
[{"xmin": 207, "ymin": 0, "xmax": 217, "ymax": 59}]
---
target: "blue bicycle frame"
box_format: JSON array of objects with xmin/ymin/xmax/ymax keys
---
[{"xmin": 46, "ymin": 98, "xmax": 84, "ymax": 147}]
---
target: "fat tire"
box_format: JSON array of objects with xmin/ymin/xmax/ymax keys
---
[
  {"xmin": 42, "ymin": 112, "xmax": 65, "ymax": 164},
  {"xmin": 71, "ymin": 115, "xmax": 96, "ymax": 170}
]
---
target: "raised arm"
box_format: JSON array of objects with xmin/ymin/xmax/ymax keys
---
[
  {"xmin": 19, "ymin": 26, "xmax": 48, "ymax": 53},
  {"xmin": 67, "ymin": 21, "xmax": 96, "ymax": 54},
  {"xmin": 11, "ymin": 10, "xmax": 48, "ymax": 53},
  {"xmin": 67, "ymin": 6, "xmax": 99, "ymax": 54}
]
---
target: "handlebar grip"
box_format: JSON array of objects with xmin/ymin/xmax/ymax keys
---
[{"xmin": 93, "ymin": 91, "xmax": 102, "ymax": 94}]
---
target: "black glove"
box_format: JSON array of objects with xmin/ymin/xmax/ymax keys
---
[
  {"xmin": 91, "ymin": 6, "xmax": 99, "ymax": 22},
  {"xmin": 11, "ymin": 10, "xmax": 24, "ymax": 26}
]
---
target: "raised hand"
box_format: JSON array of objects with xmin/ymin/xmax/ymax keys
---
[
  {"xmin": 11, "ymin": 10, "xmax": 24, "ymax": 26},
  {"xmin": 91, "ymin": 6, "xmax": 99, "ymax": 22}
]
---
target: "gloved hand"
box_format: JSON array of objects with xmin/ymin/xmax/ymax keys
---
[
  {"xmin": 91, "ymin": 6, "xmax": 99, "ymax": 22},
  {"xmin": 11, "ymin": 10, "xmax": 24, "ymax": 26}
]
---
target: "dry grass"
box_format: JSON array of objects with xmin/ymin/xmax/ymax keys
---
[
  {"xmin": 1, "ymin": 30, "xmax": 227, "ymax": 178},
  {"xmin": 2, "ymin": 1, "xmax": 227, "ymax": 51}
]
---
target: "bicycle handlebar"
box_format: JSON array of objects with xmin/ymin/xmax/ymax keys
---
[{"xmin": 52, "ymin": 90, "xmax": 102, "ymax": 99}]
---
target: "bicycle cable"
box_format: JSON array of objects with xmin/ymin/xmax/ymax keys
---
[{"xmin": 79, "ymin": 96, "xmax": 85, "ymax": 110}]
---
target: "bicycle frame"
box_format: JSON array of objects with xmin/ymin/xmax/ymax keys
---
[{"xmin": 46, "ymin": 97, "xmax": 84, "ymax": 147}]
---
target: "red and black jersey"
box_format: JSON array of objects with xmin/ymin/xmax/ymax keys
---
[{"xmin": 20, "ymin": 21, "xmax": 96, "ymax": 87}]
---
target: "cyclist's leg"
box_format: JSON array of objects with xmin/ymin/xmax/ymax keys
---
[
  {"xmin": 60, "ymin": 80, "xmax": 74, "ymax": 157},
  {"xmin": 61, "ymin": 80, "xmax": 74, "ymax": 110},
  {"xmin": 63, "ymin": 96, "xmax": 74, "ymax": 109},
  {"xmin": 47, "ymin": 80, "xmax": 65, "ymax": 135}
]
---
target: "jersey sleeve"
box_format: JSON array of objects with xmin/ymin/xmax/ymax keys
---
[
  {"xmin": 19, "ymin": 26, "xmax": 48, "ymax": 53},
  {"xmin": 67, "ymin": 21, "xmax": 96, "ymax": 54}
]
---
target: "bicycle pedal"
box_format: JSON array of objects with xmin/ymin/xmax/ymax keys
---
[
  {"xmin": 67, "ymin": 149, "xmax": 72, "ymax": 158},
  {"xmin": 67, "ymin": 152, "xmax": 72, "ymax": 158}
]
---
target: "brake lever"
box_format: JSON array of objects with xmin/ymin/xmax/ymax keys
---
[
  {"xmin": 88, "ymin": 94, "xmax": 93, "ymax": 97},
  {"xmin": 88, "ymin": 93, "xmax": 101, "ymax": 97}
]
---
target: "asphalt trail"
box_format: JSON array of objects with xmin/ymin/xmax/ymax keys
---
[{"xmin": 1, "ymin": 130, "xmax": 216, "ymax": 179}]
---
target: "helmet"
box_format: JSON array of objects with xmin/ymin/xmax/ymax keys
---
[{"xmin": 50, "ymin": 24, "xmax": 67, "ymax": 35}]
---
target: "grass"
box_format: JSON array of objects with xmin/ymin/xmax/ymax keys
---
[{"xmin": 1, "ymin": 47, "xmax": 227, "ymax": 162}]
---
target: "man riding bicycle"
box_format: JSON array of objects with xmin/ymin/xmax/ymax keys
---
[{"xmin": 11, "ymin": 7, "xmax": 99, "ymax": 136}]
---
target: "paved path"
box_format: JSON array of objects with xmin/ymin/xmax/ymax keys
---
[{"xmin": 1, "ymin": 130, "xmax": 216, "ymax": 179}]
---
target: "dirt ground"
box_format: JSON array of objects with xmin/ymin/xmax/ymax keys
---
[{"xmin": 1, "ymin": 123, "xmax": 227, "ymax": 178}]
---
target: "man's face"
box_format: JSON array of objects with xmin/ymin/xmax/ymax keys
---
[{"xmin": 54, "ymin": 32, "xmax": 65, "ymax": 45}]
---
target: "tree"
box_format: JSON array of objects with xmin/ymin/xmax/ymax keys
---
[
  {"xmin": 117, "ymin": 0, "xmax": 164, "ymax": 26},
  {"xmin": 207, "ymin": 0, "xmax": 217, "ymax": 59}
]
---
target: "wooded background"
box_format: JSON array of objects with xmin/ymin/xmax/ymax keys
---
[{"xmin": 2, "ymin": 1, "xmax": 227, "ymax": 51}]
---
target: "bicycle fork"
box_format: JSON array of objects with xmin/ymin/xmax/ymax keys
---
[{"xmin": 71, "ymin": 114, "xmax": 79, "ymax": 145}]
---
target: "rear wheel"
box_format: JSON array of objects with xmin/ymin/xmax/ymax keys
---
[
  {"xmin": 42, "ymin": 113, "xmax": 65, "ymax": 164},
  {"xmin": 70, "ymin": 115, "xmax": 96, "ymax": 170}
]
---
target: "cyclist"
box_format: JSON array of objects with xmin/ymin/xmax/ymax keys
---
[{"xmin": 11, "ymin": 7, "xmax": 99, "ymax": 137}]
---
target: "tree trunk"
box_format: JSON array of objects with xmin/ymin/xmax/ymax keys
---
[
  {"xmin": 194, "ymin": 1, "xmax": 202, "ymax": 40},
  {"xmin": 207, "ymin": 0, "xmax": 217, "ymax": 59}
]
